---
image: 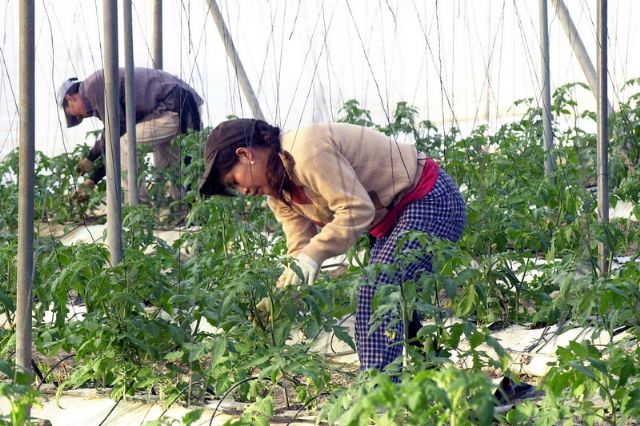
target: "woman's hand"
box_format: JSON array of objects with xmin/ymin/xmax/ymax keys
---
[
  {"xmin": 248, "ymin": 297, "xmax": 272, "ymax": 328},
  {"xmin": 277, "ymin": 253, "xmax": 319, "ymax": 288}
]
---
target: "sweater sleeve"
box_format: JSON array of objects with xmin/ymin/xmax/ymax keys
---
[
  {"xmin": 292, "ymin": 148, "xmax": 375, "ymax": 265},
  {"xmin": 267, "ymin": 197, "xmax": 318, "ymax": 257}
]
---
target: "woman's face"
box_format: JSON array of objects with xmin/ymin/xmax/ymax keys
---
[{"xmin": 221, "ymin": 147, "xmax": 275, "ymax": 197}]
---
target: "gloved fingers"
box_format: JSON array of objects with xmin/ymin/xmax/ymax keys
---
[
  {"xmin": 306, "ymin": 268, "xmax": 317, "ymax": 286},
  {"xmin": 277, "ymin": 267, "xmax": 301, "ymax": 289},
  {"xmin": 249, "ymin": 297, "xmax": 272, "ymax": 328},
  {"xmin": 276, "ymin": 269, "xmax": 288, "ymax": 289},
  {"xmin": 255, "ymin": 297, "xmax": 271, "ymax": 312},
  {"xmin": 294, "ymin": 253, "xmax": 319, "ymax": 286},
  {"xmin": 277, "ymin": 253, "xmax": 319, "ymax": 289}
]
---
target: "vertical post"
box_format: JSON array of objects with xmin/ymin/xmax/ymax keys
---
[
  {"xmin": 104, "ymin": 0, "xmax": 124, "ymax": 264},
  {"xmin": 17, "ymin": 2, "xmax": 35, "ymax": 412},
  {"xmin": 206, "ymin": 0, "xmax": 265, "ymax": 120},
  {"xmin": 596, "ymin": 0, "xmax": 609, "ymax": 275},
  {"xmin": 123, "ymin": 0, "xmax": 138, "ymax": 205},
  {"xmin": 153, "ymin": 0, "xmax": 163, "ymax": 69},
  {"xmin": 540, "ymin": 0, "xmax": 554, "ymax": 178},
  {"xmin": 483, "ymin": 1, "xmax": 492, "ymax": 123},
  {"xmin": 550, "ymin": 0, "xmax": 612, "ymax": 111}
]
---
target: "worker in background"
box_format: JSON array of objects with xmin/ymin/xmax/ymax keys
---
[
  {"xmin": 199, "ymin": 119, "xmax": 467, "ymax": 376},
  {"xmin": 57, "ymin": 67, "xmax": 203, "ymax": 203}
]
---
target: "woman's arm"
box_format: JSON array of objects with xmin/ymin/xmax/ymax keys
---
[
  {"xmin": 268, "ymin": 198, "xmax": 318, "ymax": 256},
  {"xmin": 289, "ymin": 149, "xmax": 375, "ymax": 265}
]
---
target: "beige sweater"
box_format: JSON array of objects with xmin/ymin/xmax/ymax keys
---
[{"xmin": 267, "ymin": 123, "xmax": 424, "ymax": 265}]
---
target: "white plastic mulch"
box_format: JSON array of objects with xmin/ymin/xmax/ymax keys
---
[{"xmin": 6, "ymin": 208, "xmax": 635, "ymax": 425}]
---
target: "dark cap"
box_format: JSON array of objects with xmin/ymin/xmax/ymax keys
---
[
  {"xmin": 56, "ymin": 77, "xmax": 83, "ymax": 128},
  {"xmin": 199, "ymin": 118, "xmax": 259, "ymax": 197}
]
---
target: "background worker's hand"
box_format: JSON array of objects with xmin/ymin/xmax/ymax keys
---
[
  {"xmin": 72, "ymin": 179, "xmax": 95, "ymax": 203},
  {"xmin": 277, "ymin": 253, "xmax": 319, "ymax": 289},
  {"xmin": 76, "ymin": 157, "xmax": 94, "ymax": 175},
  {"xmin": 248, "ymin": 297, "xmax": 272, "ymax": 328}
]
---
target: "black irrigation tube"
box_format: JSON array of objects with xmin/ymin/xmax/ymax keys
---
[
  {"xmin": 208, "ymin": 376, "xmax": 300, "ymax": 425},
  {"xmin": 286, "ymin": 393, "xmax": 321, "ymax": 426},
  {"xmin": 156, "ymin": 380, "xmax": 203, "ymax": 421},
  {"xmin": 30, "ymin": 359, "xmax": 45, "ymax": 384},
  {"xmin": 36, "ymin": 353, "xmax": 76, "ymax": 390},
  {"xmin": 98, "ymin": 396, "xmax": 123, "ymax": 426},
  {"xmin": 1, "ymin": 349, "xmax": 46, "ymax": 385},
  {"xmin": 98, "ymin": 378, "xmax": 202, "ymax": 425},
  {"xmin": 209, "ymin": 376, "xmax": 258, "ymax": 425}
]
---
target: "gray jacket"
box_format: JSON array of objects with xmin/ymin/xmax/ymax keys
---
[{"xmin": 81, "ymin": 67, "xmax": 203, "ymax": 182}]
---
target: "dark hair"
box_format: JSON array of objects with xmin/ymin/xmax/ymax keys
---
[
  {"xmin": 62, "ymin": 83, "xmax": 80, "ymax": 108},
  {"xmin": 213, "ymin": 120, "xmax": 295, "ymax": 202}
]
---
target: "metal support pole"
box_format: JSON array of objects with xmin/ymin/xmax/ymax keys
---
[
  {"xmin": 540, "ymin": 0, "xmax": 554, "ymax": 178},
  {"xmin": 17, "ymin": 2, "xmax": 35, "ymax": 409},
  {"xmin": 104, "ymin": 0, "xmax": 124, "ymax": 264},
  {"xmin": 206, "ymin": 0, "xmax": 265, "ymax": 120},
  {"xmin": 153, "ymin": 0, "xmax": 163, "ymax": 69},
  {"xmin": 551, "ymin": 0, "xmax": 612, "ymax": 111},
  {"xmin": 597, "ymin": 0, "xmax": 609, "ymax": 275},
  {"xmin": 483, "ymin": 1, "xmax": 492, "ymax": 123},
  {"xmin": 123, "ymin": 0, "xmax": 138, "ymax": 205}
]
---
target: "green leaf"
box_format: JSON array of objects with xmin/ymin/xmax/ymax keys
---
[
  {"xmin": 617, "ymin": 357, "xmax": 636, "ymax": 388},
  {"xmin": 588, "ymin": 358, "xmax": 608, "ymax": 376},
  {"xmin": 456, "ymin": 284, "xmax": 477, "ymax": 317},
  {"xmin": 568, "ymin": 361, "xmax": 596, "ymax": 380},
  {"xmin": 469, "ymin": 331, "xmax": 484, "ymax": 349},
  {"xmin": 475, "ymin": 396, "xmax": 494, "ymax": 426},
  {"xmin": 242, "ymin": 396, "xmax": 273, "ymax": 425},
  {"xmin": 622, "ymin": 388, "xmax": 640, "ymax": 416},
  {"xmin": 331, "ymin": 325, "xmax": 356, "ymax": 352},
  {"xmin": 407, "ymin": 389, "xmax": 422, "ymax": 411},
  {"xmin": 273, "ymin": 322, "xmax": 291, "ymax": 347},
  {"xmin": 182, "ymin": 408, "xmax": 203, "ymax": 425},
  {"xmin": 164, "ymin": 350, "xmax": 184, "ymax": 361}
]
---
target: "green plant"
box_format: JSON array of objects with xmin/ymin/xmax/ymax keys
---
[
  {"xmin": 3, "ymin": 81, "xmax": 640, "ymax": 424},
  {"xmin": 0, "ymin": 360, "xmax": 40, "ymax": 426},
  {"xmin": 541, "ymin": 341, "xmax": 640, "ymax": 425},
  {"xmin": 320, "ymin": 367, "xmax": 496, "ymax": 425},
  {"xmin": 337, "ymin": 99, "xmax": 375, "ymax": 128}
]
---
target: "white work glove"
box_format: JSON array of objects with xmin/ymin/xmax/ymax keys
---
[
  {"xmin": 277, "ymin": 253, "xmax": 319, "ymax": 289},
  {"xmin": 248, "ymin": 297, "xmax": 272, "ymax": 328}
]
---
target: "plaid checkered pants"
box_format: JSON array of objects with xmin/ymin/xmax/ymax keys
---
[{"xmin": 355, "ymin": 168, "xmax": 467, "ymax": 371}]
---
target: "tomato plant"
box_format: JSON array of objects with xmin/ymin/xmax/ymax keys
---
[{"xmin": 1, "ymin": 84, "xmax": 640, "ymax": 423}]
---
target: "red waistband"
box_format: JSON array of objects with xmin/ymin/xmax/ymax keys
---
[{"xmin": 368, "ymin": 157, "xmax": 439, "ymax": 238}]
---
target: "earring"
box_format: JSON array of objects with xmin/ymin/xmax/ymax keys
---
[{"xmin": 250, "ymin": 160, "xmax": 255, "ymax": 165}]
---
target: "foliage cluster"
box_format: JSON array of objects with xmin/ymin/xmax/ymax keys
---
[
  {"xmin": 0, "ymin": 360, "xmax": 39, "ymax": 426},
  {"xmin": 1, "ymin": 80, "xmax": 640, "ymax": 424}
]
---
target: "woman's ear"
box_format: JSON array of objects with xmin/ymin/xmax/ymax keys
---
[{"xmin": 235, "ymin": 147, "xmax": 253, "ymax": 164}]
